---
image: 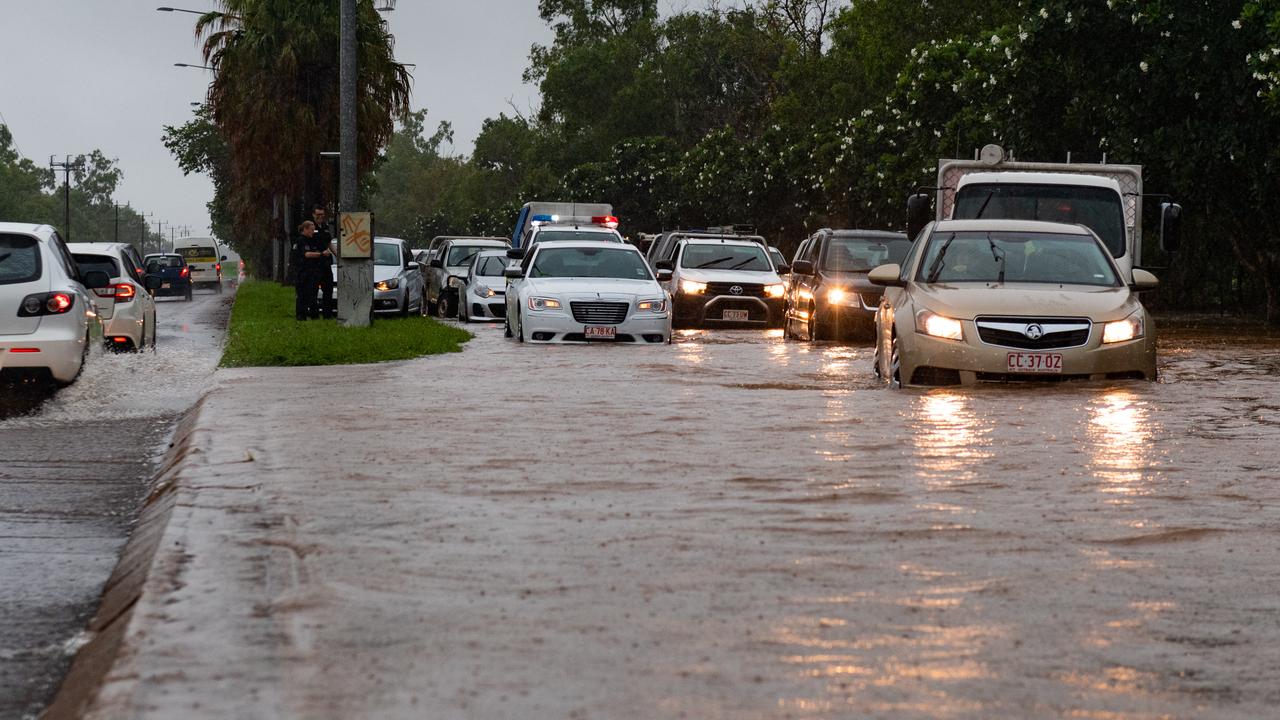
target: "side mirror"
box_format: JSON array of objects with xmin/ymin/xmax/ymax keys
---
[
  {"xmin": 429, "ymin": 257, "xmax": 444, "ymax": 268},
  {"xmin": 83, "ymin": 270, "xmax": 111, "ymax": 289},
  {"xmin": 656, "ymin": 269, "xmax": 673, "ymax": 282},
  {"xmin": 868, "ymin": 263, "xmax": 905, "ymax": 287},
  {"xmin": 506, "ymin": 248, "xmax": 526, "ymax": 260},
  {"xmin": 776, "ymin": 263, "xmax": 791, "ymax": 275},
  {"xmin": 220, "ymin": 254, "xmax": 228, "ymax": 261},
  {"xmin": 791, "ymin": 260, "xmax": 815, "ymax": 275},
  {"xmin": 503, "ymin": 267, "xmax": 523, "ymax": 279},
  {"xmin": 655, "ymin": 260, "xmax": 673, "ymax": 271},
  {"xmin": 144, "ymin": 275, "xmax": 163, "ymax": 291},
  {"xmin": 907, "ymin": 193, "xmax": 932, "ymax": 241},
  {"xmin": 1130, "ymin": 268, "xmax": 1159, "ymax": 292},
  {"xmin": 407, "ymin": 261, "xmax": 420, "ymax": 270},
  {"xmin": 1159, "ymin": 202, "xmax": 1182, "ymax": 253}
]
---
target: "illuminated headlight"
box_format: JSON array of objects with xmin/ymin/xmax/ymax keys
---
[
  {"xmin": 915, "ymin": 309, "xmax": 964, "ymax": 341},
  {"xmin": 447, "ymin": 276, "xmax": 465, "ymax": 288},
  {"xmin": 1103, "ymin": 311, "xmax": 1145, "ymax": 344},
  {"xmin": 475, "ymin": 284, "xmax": 495, "ymax": 298},
  {"xmin": 680, "ymin": 280, "xmax": 707, "ymax": 294},
  {"xmin": 826, "ymin": 287, "xmax": 851, "ymax": 305},
  {"xmin": 528, "ymin": 296, "xmax": 562, "ymax": 311},
  {"xmin": 637, "ymin": 298, "xmax": 667, "ymax": 313},
  {"xmin": 375, "ymin": 278, "xmax": 399, "ymax": 291},
  {"xmin": 764, "ymin": 283, "xmax": 785, "ymax": 299}
]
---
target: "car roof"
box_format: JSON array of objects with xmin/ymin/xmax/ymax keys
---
[
  {"xmin": 0, "ymin": 222, "xmax": 51, "ymax": 236},
  {"xmin": 957, "ymin": 172, "xmax": 1121, "ymax": 191},
  {"xmin": 533, "ymin": 224, "xmax": 617, "ymax": 232},
  {"xmin": 533, "ymin": 240, "xmax": 639, "ymax": 251},
  {"xmin": 822, "ymin": 229, "xmax": 908, "ymax": 240},
  {"xmin": 473, "ymin": 249, "xmax": 508, "ymax": 257},
  {"xmin": 67, "ymin": 242, "xmax": 133, "ymax": 253},
  {"xmin": 144, "ymin": 252, "xmax": 184, "ymax": 258},
  {"xmin": 681, "ymin": 237, "xmax": 765, "ymax": 248},
  {"xmin": 446, "ymin": 238, "xmax": 507, "ymax": 246},
  {"xmin": 931, "ymin": 219, "xmax": 1094, "ymax": 235}
]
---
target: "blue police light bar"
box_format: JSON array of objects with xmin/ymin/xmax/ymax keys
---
[{"xmin": 531, "ymin": 214, "xmax": 556, "ymax": 223}]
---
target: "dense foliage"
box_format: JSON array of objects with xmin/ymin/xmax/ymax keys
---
[{"xmin": 369, "ymin": 0, "xmax": 1280, "ymax": 323}]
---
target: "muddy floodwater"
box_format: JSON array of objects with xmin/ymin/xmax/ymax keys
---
[{"xmin": 94, "ymin": 316, "xmax": 1280, "ymax": 720}]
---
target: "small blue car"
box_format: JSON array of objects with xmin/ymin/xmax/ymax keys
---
[{"xmin": 143, "ymin": 253, "xmax": 194, "ymax": 301}]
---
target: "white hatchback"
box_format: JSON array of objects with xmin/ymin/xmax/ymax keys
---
[
  {"xmin": 69, "ymin": 242, "xmax": 159, "ymax": 352},
  {"xmin": 0, "ymin": 224, "xmax": 109, "ymax": 384}
]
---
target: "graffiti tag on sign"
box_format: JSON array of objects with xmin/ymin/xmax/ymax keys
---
[{"xmin": 339, "ymin": 212, "xmax": 373, "ymax": 258}]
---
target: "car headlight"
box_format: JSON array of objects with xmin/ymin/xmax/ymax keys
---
[
  {"xmin": 826, "ymin": 287, "xmax": 850, "ymax": 305},
  {"xmin": 1103, "ymin": 311, "xmax": 1145, "ymax": 344},
  {"xmin": 474, "ymin": 284, "xmax": 495, "ymax": 298},
  {"xmin": 764, "ymin": 283, "xmax": 785, "ymax": 299},
  {"xmin": 637, "ymin": 298, "xmax": 667, "ymax": 313},
  {"xmin": 680, "ymin": 280, "xmax": 707, "ymax": 294},
  {"xmin": 448, "ymin": 276, "xmax": 465, "ymax": 288},
  {"xmin": 915, "ymin": 309, "xmax": 964, "ymax": 341},
  {"xmin": 375, "ymin": 278, "xmax": 399, "ymax": 291},
  {"xmin": 528, "ymin": 296, "xmax": 562, "ymax": 311}
]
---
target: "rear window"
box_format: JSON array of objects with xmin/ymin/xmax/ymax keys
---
[
  {"xmin": 146, "ymin": 255, "xmax": 185, "ymax": 272},
  {"xmin": 74, "ymin": 253, "xmax": 121, "ymax": 279},
  {"xmin": 0, "ymin": 234, "xmax": 42, "ymax": 285},
  {"xmin": 179, "ymin": 246, "xmax": 217, "ymax": 260}
]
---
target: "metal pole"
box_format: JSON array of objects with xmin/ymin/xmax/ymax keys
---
[
  {"xmin": 115, "ymin": 203, "xmax": 120, "ymax": 242},
  {"xmin": 64, "ymin": 157, "xmax": 71, "ymax": 242},
  {"xmin": 338, "ymin": 0, "xmax": 371, "ymax": 326}
]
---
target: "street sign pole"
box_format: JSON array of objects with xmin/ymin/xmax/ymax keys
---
[{"xmin": 337, "ymin": 0, "xmax": 372, "ymax": 326}]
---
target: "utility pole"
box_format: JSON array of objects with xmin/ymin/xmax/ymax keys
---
[
  {"xmin": 156, "ymin": 221, "xmax": 168, "ymax": 253},
  {"xmin": 49, "ymin": 156, "xmax": 81, "ymax": 241},
  {"xmin": 337, "ymin": 0, "xmax": 372, "ymax": 326}
]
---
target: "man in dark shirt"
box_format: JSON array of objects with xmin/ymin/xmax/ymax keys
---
[
  {"xmin": 293, "ymin": 220, "xmax": 331, "ymax": 320},
  {"xmin": 311, "ymin": 204, "xmax": 336, "ymax": 319}
]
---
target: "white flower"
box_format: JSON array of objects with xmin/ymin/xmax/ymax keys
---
[
  {"xmin": 1039, "ymin": 7, "xmax": 1049, "ymax": 19},
  {"xmin": 991, "ymin": 34, "xmax": 1002, "ymax": 45},
  {"xmin": 1139, "ymin": 61, "xmax": 1149, "ymax": 73},
  {"xmin": 1232, "ymin": 20, "xmax": 1242, "ymax": 29}
]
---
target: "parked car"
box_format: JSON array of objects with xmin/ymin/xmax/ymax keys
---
[
  {"xmin": 0, "ymin": 223, "xmax": 111, "ymax": 385},
  {"xmin": 870, "ymin": 219, "xmax": 1158, "ymax": 387},
  {"xmin": 784, "ymin": 229, "xmax": 910, "ymax": 341},
  {"xmin": 426, "ymin": 237, "xmax": 508, "ymax": 318},
  {"xmin": 458, "ymin": 250, "xmax": 511, "ymax": 323},
  {"xmin": 371, "ymin": 238, "xmax": 425, "ymax": 316},
  {"xmin": 70, "ymin": 242, "xmax": 159, "ymax": 352},
  {"xmin": 660, "ymin": 237, "xmax": 785, "ymax": 329},
  {"xmin": 173, "ymin": 237, "xmax": 227, "ymax": 293},
  {"xmin": 504, "ymin": 241, "xmax": 673, "ymax": 344},
  {"xmin": 143, "ymin": 253, "xmax": 194, "ymax": 301}
]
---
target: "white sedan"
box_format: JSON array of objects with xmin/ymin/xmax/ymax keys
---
[{"xmin": 504, "ymin": 241, "xmax": 673, "ymax": 344}]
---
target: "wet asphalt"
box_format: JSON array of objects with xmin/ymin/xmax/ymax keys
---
[{"xmin": 0, "ymin": 287, "xmax": 231, "ymax": 719}]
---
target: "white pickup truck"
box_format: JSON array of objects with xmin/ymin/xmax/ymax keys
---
[{"xmin": 907, "ymin": 144, "xmax": 1182, "ymax": 279}]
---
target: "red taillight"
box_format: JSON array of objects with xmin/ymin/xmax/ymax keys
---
[
  {"xmin": 10, "ymin": 348, "xmax": 41, "ymax": 353},
  {"xmin": 592, "ymin": 215, "xmax": 620, "ymax": 229},
  {"xmin": 111, "ymin": 336, "xmax": 130, "ymax": 344},
  {"xmin": 47, "ymin": 293, "xmax": 73, "ymax": 314},
  {"xmin": 180, "ymin": 266, "xmax": 190, "ymax": 278},
  {"xmin": 114, "ymin": 283, "xmax": 136, "ymax": 303},
  {"xmin": 215, "ymin": 263, "xmax": 221, "ymax": 272}
]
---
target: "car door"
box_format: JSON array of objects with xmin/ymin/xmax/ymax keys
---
[
  {"xmin": 785, "ymin": 237, "xmax": 811, "ymax": 318},
  {"xmin": 120, "ymin": 249, "xmax": 157, "ymax": 341},
  {"xmin": 402, "ymin": 243, "xmax": 422, "ymax": 305}
]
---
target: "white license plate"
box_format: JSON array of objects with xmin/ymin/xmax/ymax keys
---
[
  {"xmin": 584, "ymin": 326, "xmax": 617, "ymax": 340},
  {"xmin": 162, "ymin": 282, "xmax": 172, "ymax": 289},
  {"xmin": 722, "ymin": 309, "xmax": 750, "ymax": 321},
  {"xmin": 1007, "ymin": 352, "xmax": 1063, "ymax": 373}
]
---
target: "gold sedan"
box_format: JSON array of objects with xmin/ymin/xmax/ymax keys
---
[{"xmin": 870, "ymin": 219, "xmax": 1158, "ymax": 387}]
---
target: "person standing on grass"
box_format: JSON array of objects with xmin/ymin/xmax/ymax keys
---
[
  {"xmin": 293, "ymin": 220, "xmax": 331, "ymax": 320},
  {"xmin": 311, "ymin": 204, "xmax": 336, "ymax": 319}
]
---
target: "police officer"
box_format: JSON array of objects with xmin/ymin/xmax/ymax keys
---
[
  {"xmin": 311, "ymin": 204, "xmax": 336, "ymax": 318},
  {"xmin": 293, "ymin": 220, "xmax": 331, "ymax": 320}
]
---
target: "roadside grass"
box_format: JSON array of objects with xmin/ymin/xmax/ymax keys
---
[{"xmin": 220, "ymin": 280, "xmax": 471, "ymax": 367}]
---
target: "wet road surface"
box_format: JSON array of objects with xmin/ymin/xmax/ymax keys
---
[
  {"xmin": 0, "ymin": 287, "xmax": 231, "ymax": 719},
  {"xmin": 87, "ymin": 315, "xmax": 1280, "ymax": 719}
]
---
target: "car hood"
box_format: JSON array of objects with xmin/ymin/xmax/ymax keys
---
[
  {"xmin": 820, "ymin": 270, "xmax": 879, "ymax": 293},
  {"xmin": 678, "ymin": 269, "xmax": 782, "ymax": 285},
  {"xmin": 913, "ymin": 283, "xmax": 1139, "ymax": 322},
  {"xmin": 526, "ymin": 277, "xmax": 663, "ymax": 298},
  {"xmin": 375, "ymin": 265, "xmax": 400, "ymax": 283}
]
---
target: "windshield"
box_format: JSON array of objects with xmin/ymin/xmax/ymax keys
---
[
  {"xmin": 0, "ymin": 234, "xmax": 41, "ymax": 285},
  {"xmin": 768, "ymin": 249, "xmax": 786, "ymax": 269},
  {"xmin": 822, "ymin": 237, "xmax": 912, "ymax": 272},
  {"xmin": 530, "ymin": 247, "xmax": 653, "ymax": 280},
  {"xmin": 533, "ymin": 230, "xmax": 619, "ymax": 244},
  {"xmin": 73, "ymin": 253, "xmax": 120, "ymax": 279},
  {"xmin": 179, "ymin": 246, "xmax": 217, "ymax": 260},
  {"xmin": 679, "ymin": 244, "xmax": 772, "ymax": 271},
  {"xmin": 474, "ymin": 255, "xmax": 508, "ymax": 277},
  {"xmin": 953, "ymin": 183, "xmax": 1127, "ymax": 258},
  {"xmin": 917, "ymin": 231, "xmax": 1120, "ymax": 286},
  {"xmin": 447, "ymin": 244, "xmax": 498, "ymax": 266},
  {"xmin": 374, "ymin": 243, "xmax": 401, "ymax": 266}
]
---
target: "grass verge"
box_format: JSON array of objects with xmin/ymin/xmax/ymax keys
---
[{"xmin": 220, "ymin": 280, "xmax": 472, "ymax": 367}]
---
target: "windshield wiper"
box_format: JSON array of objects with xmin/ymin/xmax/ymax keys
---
[
  {"xmin": 728, "ymin": 257, "xmax": 759, "ymax": 270},
  {"xmin": 0, "ymin": 252, "xmax": 10, "ymax": 264},
  {"xmin": 975, "ymin": 190, "xmax": 995, "ymax": 219},
  {"xmin": 695, "ymin": 256, "xmax": 734, "ymax": 268},
  {"xmin": 925, "ymin": 233, "xmax": 956, "ymax": 283},
  {"xmin": 988, "ymin": 234, "xmax": 1006, "ymax": 284}
]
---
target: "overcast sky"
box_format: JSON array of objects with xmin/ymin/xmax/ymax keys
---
[{"xmin": 0, "ymin": 0, "xmax": 552, "ymax": 236}]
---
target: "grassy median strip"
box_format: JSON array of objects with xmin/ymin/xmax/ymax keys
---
[{"xmin": 220, "ymin": 280, "xmax": 471, "ymax": 367}]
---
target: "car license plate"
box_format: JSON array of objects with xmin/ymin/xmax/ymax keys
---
[
  {"xmin": 1007, "ymin": 352, "xmax": 1063, "ymax": 373},
  {"xmin": 162, "ymin": 282, "xmax": 171, "ymax": 289},
  {"xmin": 584, "ymin": 326, "xmax": 617, "ymax": 340},
  {"xmin": 722, "ymin": 309, "xmax": 750, "ymax": 321}
]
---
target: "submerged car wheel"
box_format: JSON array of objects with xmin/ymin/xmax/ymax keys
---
[{"xmin": 889, "ymin": 332, "xmax": 903, "ymax": 388}]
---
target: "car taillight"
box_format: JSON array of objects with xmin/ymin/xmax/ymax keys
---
[
  {"xmin": 18, "ymin": 292, "xmax": 75, "ymax": 317},
  {"xmin": 114, "ymin": 283, "xmax": 136, "ymax": 303},
  {"xmin": 180, "ymin": 266, "xmax": 190, "ymax": 278},
  {"xmin": 215, "ymin": 263, "xmax": 221, "ymax": 272}
]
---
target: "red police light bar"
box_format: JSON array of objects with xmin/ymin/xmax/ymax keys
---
[{"xmin": 592, "ymin": 215, "xmax": 619, "ymax": 229}]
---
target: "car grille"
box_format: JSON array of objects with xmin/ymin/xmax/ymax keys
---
[
  {"xmin": 706, "ymin": 282, "xmax": 765, "ymax": 298},
  {"xmin": 570, "ymin": 301, "xmax": 629, "ymax": 324},
  {"xmin": 975, "ymin": 317, "xmax": 1091, "ymax": 350},
  {"xmin": 487, "ymin": 302, "xmax": 506, "ymax": 318}
]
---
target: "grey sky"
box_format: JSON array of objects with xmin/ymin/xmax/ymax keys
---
[{"xmin": 0, "ymin": 0, "xmax": 551, "ymax": 237}]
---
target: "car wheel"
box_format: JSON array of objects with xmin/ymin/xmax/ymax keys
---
[
  {"xmin": 889, "ymin": 332, "xmax": 903, "ymax": 388},
  {"xmin": 435, "ymin": 292, "xmax": 452, "ymax": 319},
  {"xmin": 399, "ymin": 292, "xmax": 410, "ymax": 318}
]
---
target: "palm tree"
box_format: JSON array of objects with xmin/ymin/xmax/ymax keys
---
[{"xmin": 194, "ymin": 0, "xmax": 411, "ymax": 277}]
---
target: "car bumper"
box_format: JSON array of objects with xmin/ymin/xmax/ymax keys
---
[
  {"xmin": 521, "ymin": 310, "xmax": 671, "ymax": 343},
  {"xmin": 372, "ymin": 287, "xmax": 406, "ymax": 313},
  {"xmin": 673, "ymin": 293, "xmax": 783, "ymax": 327},
  {"xmin": 897, "ymin": 322, "xmax": 1157, "ymax": 386},
  {"xmin": 465, "ymin": 291, "xmax": 506, "ymax": 321},
  {"xmin": 1, "ymin": 322, "xmax": 89, "ymax": 383},
  {"xmin": 103, "ymin": 311, "xmax": 145, "ymax": 345},
  {"xmin": 815, "ymin": 300, "xmax": 877, "ymax": 333}
]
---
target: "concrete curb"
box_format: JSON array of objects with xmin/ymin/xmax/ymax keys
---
[{"xmin": 40, "ymin": 399, "xmax": 207, "ymax": 720}]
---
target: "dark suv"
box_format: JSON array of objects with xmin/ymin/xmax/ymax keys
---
[{"xmin": 783, "ymin": 229, "xmax": 911, "ymax": 341}]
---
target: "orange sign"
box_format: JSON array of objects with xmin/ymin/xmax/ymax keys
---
[{"xmin": 339, "ymin": 211, "xmax": 372, "ymax": 258}]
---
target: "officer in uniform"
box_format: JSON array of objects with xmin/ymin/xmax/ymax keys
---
[
  {"xmin": 311, "ymin": 204, "xmax": 336, "ymax": 318},
  {"xmin": 293, "ymin": 220, "xmax": 331, "ymax": 320}
]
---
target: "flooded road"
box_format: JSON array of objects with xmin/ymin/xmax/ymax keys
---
[
  {"xmin": 0, "ymin": 288, "xmax": 231, "ymax": 719},
  {"xmin": 94, "ymin": 315, "xmax": 1280, "ymax": 719}
]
